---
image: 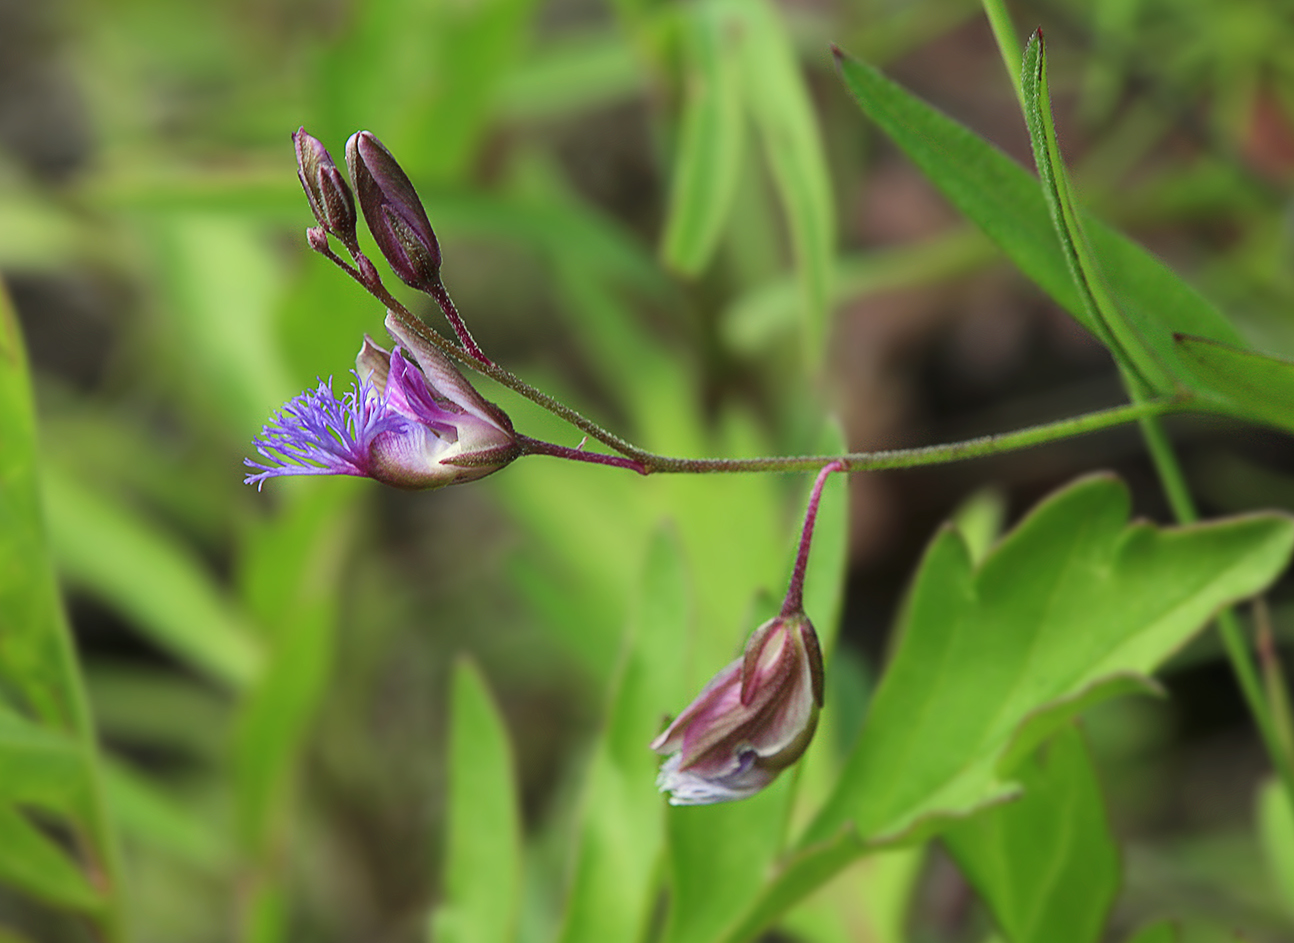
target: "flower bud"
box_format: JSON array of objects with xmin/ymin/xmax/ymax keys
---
[
  {"xmin": 345, "ymin": 130, "xmax": 442, "ymax": 290},
  {"xmin": 294, "ymin": 128, "xmax": 358, "ymax": 250},
  {"xmin": 650, "ymin": 611, "xmax": 824, "ymax": 805}
]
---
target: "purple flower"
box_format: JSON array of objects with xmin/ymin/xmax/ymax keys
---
[
  {"xmin": 650, "ymin": 611, "xmax": 824, "ymax": 805},
  {"xmin": 246, "ymin": 313, "xmax": 517, "ymax": 490}
]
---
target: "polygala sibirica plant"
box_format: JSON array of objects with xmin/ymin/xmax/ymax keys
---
[
  {"xmin": 246, "ymin": 108, "xmax": 1291, "ymax": 818},
  {"xmin": 250, "ymin": 128, "xmax": 857, "ymax": 801}
]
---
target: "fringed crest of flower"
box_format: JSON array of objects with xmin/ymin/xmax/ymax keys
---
[{"xmin": 245, "ymin": 314, "xmax": 517, "ymax": 491}]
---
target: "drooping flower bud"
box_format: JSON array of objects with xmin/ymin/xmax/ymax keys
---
[
  {"xmin": 650, "ymin": 461, "xmax": 843, "ymax": 805},
  {"xmin": 650, "ymin": 611, "xmax": 824, "ymax": 805},
  {"xmin": 245, "ymin": 313, "xmax": 517, "ymax": 491},
  {"xmin": 294, "ymin": 128, "xmax": 358, "ymax": 251},
  {"xmin": 345, "ymin": 130, "xmax": 442, "ymax": 290}
]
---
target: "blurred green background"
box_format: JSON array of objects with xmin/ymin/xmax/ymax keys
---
[{"xmin": 2, "ymin": 0, "xmax": 1294, "ymax": 940}]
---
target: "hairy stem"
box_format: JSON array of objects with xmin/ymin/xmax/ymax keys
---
[
  {"xmin": 316, "ymin": 236, "xmax": 1187, "ymax": 477},
  {"xmin": 782, "ymin": 461, "xmax": 845, "ymax": 616},
  {"xmin": 1130, "ymin": 381, "xmax": 1294, "ymax": 814},
  {"xmin": 425, "ymin": 278, "xmax": 491, "ymax": 366}
]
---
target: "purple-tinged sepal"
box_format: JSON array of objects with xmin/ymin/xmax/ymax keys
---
[
  {"xmin": 246, "ymin": 314, "xmax": 517, "ymax": 491},
  {"xmin": 650, "ymin": 610, "xmax": 824, "ymax": 805},
  {"xmin": 345, "ymin": 130, "xmax": 442, "ymax": 291},
  {"xmin": 294, "ymin": 128, "xmax": 358, "ymax": 251}
]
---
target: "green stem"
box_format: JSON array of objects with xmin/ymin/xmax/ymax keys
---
[
  {"xmin": 1129, "ymin": 383, "xmax": 1294, "ymax": 814},
  {"xmin": 980, "ymin": 0, "xmax": 1026, "ymax": 110},
  {"xmin": 324, "ymin": 237, "xmax": 1183, "ymax": 477},
  {"xmin": 378, "ymin": 289, "xmax": 1184, "ymax": 474}
]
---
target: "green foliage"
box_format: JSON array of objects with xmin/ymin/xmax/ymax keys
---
[
  {"xmin": 556, "ymin": 529, "xmax": 689, "ymax": 943},
  {"xmin": 832, "ymin": 44, "xmax": 1247, "ymax": 398},
  {"xmin": 2, "ymin": 1, "xmax": 1294, "ymax": 940},
  {"xmin": 944, "ymin": 726, "xmax": 1119, "ymax": 943},
  {"xmin": 717, "ymin": 476, "xmax": 1293, "ymax": 941},
  {"xmin": 0, "ymin": 290, "xmax": 125, "ymax": 938},
  {"xmin": 432, "ymin": 659, "xmax": 523, "ymax": 943}
]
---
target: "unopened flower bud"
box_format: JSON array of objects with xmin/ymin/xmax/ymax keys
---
[
  {"xmin": 294, "ymin": 128, "xmax": 358, "ymax": 250},
  {"xmin": 650, "ymin": 611, "xmax": 824, "ymax": 805},
  {"xmin": 345, "ymin": 130, "xmax": 442, "ymax": 290}
]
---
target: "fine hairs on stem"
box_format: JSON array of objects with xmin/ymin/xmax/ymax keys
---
[{"xmin": 310, "ymin": 227, "xmax": 1190, "ymax": 478}]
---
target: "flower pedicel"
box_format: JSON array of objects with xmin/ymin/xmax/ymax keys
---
[{"xmin": 650, "ymin": 462, "xmax": 842, "ymax": 805}]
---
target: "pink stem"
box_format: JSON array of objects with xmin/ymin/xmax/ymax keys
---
[
  {"xmin": 781, "ymin": 460, "xmax": 846, "ymax": 616},
  {"xmin": 517, "ymin": 435, "xmax": 648, "ymax": 475}
]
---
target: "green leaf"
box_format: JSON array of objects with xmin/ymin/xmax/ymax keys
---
[
  {"xmin": 1175, "ymin": 335, "xmax": 1294, "ymax": 434},
  {"xmin": 0, "ymin": 803, "xmax": 103, "ymax": 913},
  {"xmin": 497, "ymin": 30, "xmax": 645, "ymax": 121},
  {"xmin": 556, "ymin": 527, "xmax": 691, "ymax": 943},
  {"xmin": 1258, "ymin": 777, "xmax": 1294, "ymax": 913},
  {"xmin": 816, "ymin": 474, "xmax": 1292, "ymax": 842},
  {"xmin": 1124, "ymin": 921, "xmax": 1178, "ymax": 943},
  {"xmin": 104, "ymin": 761, "xmax": 230, "ymax": 871},
  {"xmin": 312, "ymin": 0, "xmax": 536, "ymax": 183},
  {"xmin": 0, "ymin": 284, "xmax": 125, "ymax": 938},
  {"xmin": 431, "ymin": 659, "xmax": 523, "ymax": 943},
  {"xmin": 952, "ymin": 487, "xmax": 1007, "ymax": 566},
  {"xmin": 660, "ymin": 1, "xmax": 746, "ymax": 276},
  {"xmin": 1020, "ymin": 30, "xmax": 1169, "ymax": 393},
  {"xmin": 0, "ymin": 707, "xmax": 86, "ymax": 810},
  {"xmin": 720, "ymin": 474, "xmax": 1294, "ymax": 941},
  {"xmin": 42, "ymin": 466, "xmax": 262, "ymax": 690},
  {"xmin": 232, "ymin": 488, "xmax": 351, "ymax": 856},
  {"xmin": 944, "ymin": 726, "xmax": 1119, "ymax": 943},
  {"xmin": 831, "ymin": 46, "xmax": 1246, "ymax": 394},
  {"xmin": 778, "ymin": 849, "xmax": 922, "ymax": 943},
  {"xmin": 0, "ymin": 286, "xmax": 75, "ymax": 725},
  {"xmin": 147, "ymin": 214, "xmax": 293, "ymax": 435},
  {"xmin": 735, "ymin": 0, "xmax": 835, "ymax": 364}
]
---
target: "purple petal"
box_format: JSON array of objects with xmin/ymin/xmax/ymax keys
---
[{"xmin": 244, "ymin": 374, "xmax": 405, "ymax": 488}]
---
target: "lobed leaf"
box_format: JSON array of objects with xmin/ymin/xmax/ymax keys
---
[
  {"xmin": 720, "ymin": 474, "xmax": 1294, "ymax": 941},
  {"xmin": 944, "ymin": 725, "xmax": 1119, "ymax": 943}
]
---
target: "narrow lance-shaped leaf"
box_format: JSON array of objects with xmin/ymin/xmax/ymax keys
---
[
  {"xmin": 0, "ymin": 283, "xmax": 126, "ymax": 940},
  {"xmin": 1175, "ymin": 334, "xmax": 1294, "ymax": 435},
  {"xmin": 43, "ymin": 465, "xmax": 262, "ymax": 690},
  {"xmin": 0, "ymin": 803, "xmax": 103, "ymax": 914},
  {"xmin": 557, "ymin": 527, "xmax": 691, "ymax": 943},
  {"xmin": 735, "ymin": 0, "xmax": 835, "ymax": 366},
  {"xmin": 0, "ymin": 704, "xmax": 87, "ymax": 810},
  {"xmin": 1020, "ymin": 30, "xmax": 1170, "ymax": 394},
  {"xmin": 943, "ymin": 725, "xmax": 1119, "ymax": 943},
  {"xmin": 431, "ymin": 659, "xmax": 523, "ymax": 943},
  {"xmin": 717, "ymin": 474, "xmax": 1294, "ymax": 942},
  {"xmin": 830, "ymin": 46, "xmax": 1247, "ymax": 397},
  {"xmin": 660, "ymin": 0, "xmax": 747, "ymax": 276},
  {"xmin": 1258, "ymin": 777, "xmax": 1294, "ymax": 913}
]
